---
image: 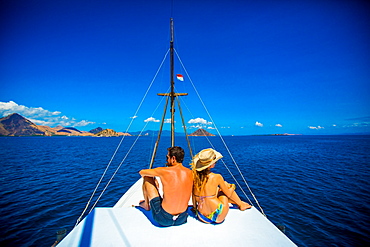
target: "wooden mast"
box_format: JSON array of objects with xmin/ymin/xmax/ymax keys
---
[
  {"xmin": 170, "ymin": 18, "xmax": 175, "ymax": 147},
  {"xmin": 149, "ymin": 18, "xmax": 189, "ymax": 168},
  {"xmin": 157, "ymin": 18, "xmax": 188, "ymax": 147}
]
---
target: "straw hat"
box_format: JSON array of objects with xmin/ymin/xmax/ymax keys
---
[{"xmin": 193, "ymin": 148, "xmax": 223, "ymax": 171}]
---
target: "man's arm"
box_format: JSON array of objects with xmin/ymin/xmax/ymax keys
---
[{"xmin": 139, "ymin": 167, "xmax": 162, "ymax": 177}]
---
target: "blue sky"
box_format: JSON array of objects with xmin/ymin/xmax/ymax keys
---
[{"xmin": 1, "ymin": 0, "xmax": 369, "ymax": 135}]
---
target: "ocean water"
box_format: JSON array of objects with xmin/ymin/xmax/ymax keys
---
[{"xmin": 0, "ymin": 135, "xmax": 369, "ymax": 246}]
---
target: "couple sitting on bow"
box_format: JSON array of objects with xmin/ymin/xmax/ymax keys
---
[{"xmin": 139, "ymin": 146, "xmax": 251, "ymax": 227}]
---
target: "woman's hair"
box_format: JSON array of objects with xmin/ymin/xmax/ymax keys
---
[{"xmin": 192, "ymin": 165, "xmax": 210, "ymax": 193}]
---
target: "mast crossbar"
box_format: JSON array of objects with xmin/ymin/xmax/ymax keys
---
[{"xmin": 157, "ymin": 93, "xmax": 188, "ymax": 96}]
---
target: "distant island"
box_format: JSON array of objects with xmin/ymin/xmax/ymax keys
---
[
  {"xmin": 188, "ymin": 128, "xmax": 215, "ymax": 136},
  {"xmin": 0, "ymin": 113, "xmax": 217, "ymax": 137},
  {"xmin": 0, "ymin": 113, "xmax": 131, "ymax": 137},
  {"xmin": 0, "ymin": 113, "xmax": 303, "ymax": 137},
  {"xmin": 252, "ymin": 133, "xmax": 302, "ymax": 136}
]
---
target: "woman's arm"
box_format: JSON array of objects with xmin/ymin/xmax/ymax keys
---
[
  {"xmin": 191, "ymin": 193, "xmax": 197, "ymax": 213},
  {"xmin": 217, "ymin": 174, "xmax": 235, "ymax": 198}
]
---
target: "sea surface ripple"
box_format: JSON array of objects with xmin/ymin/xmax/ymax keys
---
[{"xmin": 0, "ymin": 135, "xmax": 369, "ymax": 246}]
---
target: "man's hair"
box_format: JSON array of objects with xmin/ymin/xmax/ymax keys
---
[{"xmin": 167, "ymin": 146, "xmax": 184, "ymax": 163}]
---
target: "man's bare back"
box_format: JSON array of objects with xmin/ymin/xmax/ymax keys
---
[
  {"xmin": 139, "ymin": 146, "xmax": 193, "ymax": 226},
  {"xmin": 157, "ymin": 164, "xmax": 192, "ymax": 214}
]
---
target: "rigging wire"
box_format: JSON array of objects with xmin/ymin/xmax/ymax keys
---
[
  {"xmin": 173, "ymin": 86, "xmax": 197, "ymax": 153},
  {"xmin": 175, "ymin": 49, "xmax": 266, "ymax": 217},
  {"xmin": 173, "ymin": 87, "xmax": 254, "ymax": 205},
  {"xmin": 88, "ymin": 90, "xmax": 170, "ymax": 213},
  {"xmin": 75, "ymin": 49, "xmax": 170, "ymax": 227},
  {"xmin": 148, "ymin": 87, "xmax": 172, "ymax": 164},
  {"xmin": 201, "ymin": 135, "xmax": 254, "ymax": 204},
  {"xmin": 174, "ymin": 90, "xmax": 253, "ymax": 205},
  {"xmin": 88, "ymin": 122, "xmax": 148, "ymax": 213}
]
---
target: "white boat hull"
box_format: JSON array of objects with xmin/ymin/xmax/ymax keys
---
[{"xmin": 58, "ymin": 178, "xmax": 297, "ymax": 246}]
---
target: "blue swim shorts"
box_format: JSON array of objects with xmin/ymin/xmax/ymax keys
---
[{"xmin": 149, "ymin": 196, "xmax": 188, "ymax": 227}]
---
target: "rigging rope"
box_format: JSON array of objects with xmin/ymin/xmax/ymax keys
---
[
  {"xmin": 75, "ymin": 49, "xmax": 170, "ymax": 227},
  {"xmin": 88, "ymin": 122, "xmax": 149, "ymax": 213},
  {"xmin": 88, "ymin": 91, "xmax": 170, "ymax": 213},
  {"xmin": 173, "ymin": 92, "xmax": 254, "ymax": 204},
  {"xmin": 89, "ymin": 89, "xmax": 171, "ymax": 213},
  {"xmin": 175, "ymin": 49, "xmax": 266, "ymax": 217},
  {"xmin": 175, "ymin": 90, "xmax": 254, "ymax": 205}
]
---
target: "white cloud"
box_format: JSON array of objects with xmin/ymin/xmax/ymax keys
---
[
  {"xmin": 144, "ymin": 117, "xmax": 160, "ymax": 123},
  {"xmin": 130, "ymin": 115, "xmax": 138, "ymax": 119},
  {"xmin": 29, "ymin": 117, "xmax": 96, "ymax": 127},
  {"xmin": 188, "ymin": 118, "xmax": 212, "ymax": 125},
  {"xmin": 255, "ymin": 121, "xmax": 263, "ymax": 127},
  {"xmin": 308, "ymin": 126, "xmax": 325, "ymax": 130},
  {"xmin": 275, "ymin": 124, "xmax": 283, "ymax": 127},
  {"xmin": 0, "ymin": 101, "xmax": 95, "ymax": 128},
  {"xmin": 0, "ymin": 101, "xmax": 61, "ymax": 118},
  {"xmin": 188, "ymin": 117, "xmax": 213, "ymax": 129},
  {"xmin": 164, "ymin": 118, "xmax": 173, "ymax": 123},
  {"xmin": 28, "ymin": 118, "xmax": 54, "ymax": 126},
  {"xmin": 207, "ymin": 126, "xmax": 216, "ymax": 129},
  {"xmin": 74, "ymin": 120, "xmax": 95, "ymax": 127}
]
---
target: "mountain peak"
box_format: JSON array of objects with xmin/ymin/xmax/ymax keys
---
[
  {"xmin": 0, "ymin": 113, "xmax": 43, "ymax": 136},
  {"xmin": 188, "ymin": 128, "xmax": 215, "ymax": 136},
  {"xmin": 0, "ymin": 113, "xmax": 129, "ymax": 137},
  {"xmin": 5, "ymin": 113, "xmax": 24, "ymax": 120},
  {"xmin": 89, "ymin": 127, "xmax": 104, "ymax": 134}
]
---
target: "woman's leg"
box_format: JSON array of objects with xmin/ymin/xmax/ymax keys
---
[
  {"xmin": 216, "ymin": 194, "xmax": 230, "ymax": 223},
  {"xmin": 222, "ymin": 181, "xmax": 252, "ymax": 210}
]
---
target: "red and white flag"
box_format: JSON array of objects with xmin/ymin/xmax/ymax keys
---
[{"xmin": 176, "ymin": 74, "xmax": 184, "ymax": 81}]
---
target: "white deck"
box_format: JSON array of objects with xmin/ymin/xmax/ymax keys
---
[{"xmin": 58, "ymin": 179, "xmax": 297, "ymax": 246}]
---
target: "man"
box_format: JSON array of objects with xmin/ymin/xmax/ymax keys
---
[{"xmin": 139, "ymin": 146, "xmax": 193, "ymax": 226}]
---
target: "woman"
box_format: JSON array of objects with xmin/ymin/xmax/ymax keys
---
[{"xmin": 192, "ymin": 148, "xmax": 251, "ymax": 224}]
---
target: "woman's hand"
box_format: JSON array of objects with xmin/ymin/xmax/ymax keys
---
[{"xmin": 225, "ymin": 181, "xmax": 236, "ymax": 191}]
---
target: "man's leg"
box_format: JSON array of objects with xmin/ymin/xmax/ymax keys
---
[{"xmin": 139, "ymin": 176, "xmax": 160, "ymax": 210}]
